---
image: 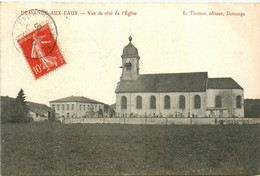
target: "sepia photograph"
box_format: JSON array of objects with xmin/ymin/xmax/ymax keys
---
[{"xmin": 0, "ymin": 2, "xmax": 260, "ymax": 175}]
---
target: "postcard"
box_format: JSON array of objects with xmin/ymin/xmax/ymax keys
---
[{"xmin": 1, "ymin": 2, "xmax": 259, "ymax": 175}]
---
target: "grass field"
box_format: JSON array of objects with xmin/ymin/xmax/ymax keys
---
[{"xmin": 1, "ymin": 123, "xmax": 259, "ymax": 175}]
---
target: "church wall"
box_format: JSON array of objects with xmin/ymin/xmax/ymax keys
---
[
  {"xmin": 232, "ymin": 89, "xmax": 244, "ymax": 117},
  {"xmin": 116, "ymin": 92, "xmax": 207, "ymax": 117},
  {"xmin": 206, "ymin": 89, "xmax": 244, "ymax": 117}
]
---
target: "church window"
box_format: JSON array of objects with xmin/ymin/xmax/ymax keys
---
[
  {"xmin": 136, "ymin": 96, "xmax": 142, "ymax": 109},
  {"xmin": 121, "ymin": 96, "xmax": 127, "ymax": 109},
  {"xmin": 62, "ymin": 104, "xmax": 65, "ymax": 110},
  {"xmin": 79, "ymin": 104, "xmax": 82, "ymax": 110},
  {"xmin": 84, "ymin": 105, "xmax": 86, "ymax": 110},
  {"xmin": 150, "ymin": 96, "xmax": 156, "ymax": 109},
  {"xmin": 179, "ymin": 95, "xmax": 185, "ymax": 109},
  {"xmin": 72, "ymin": 104, "xmax": 74, "ymax": 110},
  {"xmin": 236, "ymin": 96, "xmax": 242, "ymax": 108},
  {"xmin": 164, "ymin": 95, "xmax": 170, "ymax": 109},
  {"xmin": 215, "ymin": 96, "xmax": 222, "ymax": 108},
  {"xmin": 57, "ymin": 104, "xmax": 60, "ymax": 110},
  {"xmin": 194, "ymin": 95, "xmax": 201, "ymax": 109},
  {"xmin": 67, "ymin": 104, "xmax": 70, "ymax": 110}
]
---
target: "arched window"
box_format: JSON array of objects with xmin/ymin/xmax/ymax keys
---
[
  {"xmin": 194, "ymin": 95, "xmax": 201, "ymax": 109},
  {"xmin": 121, "ymin": 96, "xmax": 127, "ymax": 109},
  {"xmin": 150, "ymin": 96, "xmax": 156, "ymax": 109},
  {"xmin": 236, "ymin": 96, "xmax": 242, "ymax": 108},
  {"xmin": 215, "ymin": 96, "xmax": 222, "ymax": 108},
  {"xmin": 164, "ymin": 95, "xmax": 170, "ymax": 109},
  {"xmin": 136, "ymin": 96, "xmax": 142, "ymax": 109},
  {"xmin": 179, "ymin": 95, "xmax": 185, "ymax": 109}
]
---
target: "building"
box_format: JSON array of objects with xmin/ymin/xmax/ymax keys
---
[
  {"xmin": 115, "ymin": 36, "xmax": 244, "ymax": 118},
  {"xmin": 1, "ymin": 96, "xmax": 55, "ymax": 122},
  {"xmin": 27, "ymin": 102, "xmax": 55, "ymax": 122},
  {"xmin": 49, "ymin": 96, "xmax": 105, "ymax": 118}
]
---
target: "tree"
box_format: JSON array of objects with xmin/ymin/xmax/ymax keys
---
[
  {"xmin": 244, "ymin": 99, "xmax": 260, "ymax": 118},
  {"xmin": 11, "ymin": 89, "xmax": 32, "ymax": 123}
]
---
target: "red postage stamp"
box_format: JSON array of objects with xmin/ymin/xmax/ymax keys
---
[{"xmin": 17, "ymin": 23, "xmax": 66, "ymax": 79}]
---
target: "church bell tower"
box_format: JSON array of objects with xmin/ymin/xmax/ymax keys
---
[{"xmin": 120, "ymin": 36, "xmax": 140, "ymax": 81}]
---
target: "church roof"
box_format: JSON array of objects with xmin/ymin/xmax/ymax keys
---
[
  {"xmin": 121, "ymin": 36, "xmax": 140, "ymax": 59},
  {"xmin": 50, "ymin": 96, "xmax": 104, "ymax": 104},
  {"xmin": 115, "ymin": 72, "xmax": 208, "ymax": 93},
  {"xmin": 207, "ymin": 78, "xmax": 243, "ymax": 89}
]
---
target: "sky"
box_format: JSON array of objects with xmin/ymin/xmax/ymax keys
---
[{"xmin": 1, "ymin": 2, "xmax": 260, "ymax": 105}]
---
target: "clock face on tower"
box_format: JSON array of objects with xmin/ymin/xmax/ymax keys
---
[{"xmin": 125, "ymin": 61, "xmax": 132, "ymax": 70}]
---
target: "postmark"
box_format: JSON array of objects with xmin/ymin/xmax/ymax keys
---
[{"xmin": 12, "ymin": 9, "xmax": 66, "ymax": 79}]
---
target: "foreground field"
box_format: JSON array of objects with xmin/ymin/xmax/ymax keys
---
[{"xmin": 1, "ymin": 123, "xmax": 259, "ymax": 175}]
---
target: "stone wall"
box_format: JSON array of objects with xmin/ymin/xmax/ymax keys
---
[{"xmin": 63, "ymin": 117, "xmax": 260, "ymax": 125}]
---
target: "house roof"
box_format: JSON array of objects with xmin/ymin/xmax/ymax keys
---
[
  {"xmin": 115, "ymin": 72, "xmax": 208, "ymax": 93},
  {"xmin": 49, "ymin": 96, "xmax": 104, "ymax": 104},
  {"xmin": 27, "ymin": 102, "xmax": 54, "ymax": 116},
  {"xmin": 207, "ymin": 78, "xmax": 243, "ymax": 89}
]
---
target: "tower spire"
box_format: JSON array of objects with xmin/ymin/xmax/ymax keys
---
[
  {"xmin": 121, "ymin": 35, "xmax": 140, "ymax": 81},
  {"xmin": 129, "ymin": 36, "xmax": 132, "ymax": 42}
]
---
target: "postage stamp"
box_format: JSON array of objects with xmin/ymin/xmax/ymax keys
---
[{"xmin": 12, "ymin": 9, "xmax": 66, "ymax": 79}]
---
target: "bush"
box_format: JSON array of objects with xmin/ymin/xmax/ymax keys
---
[{"xmin": 10, "ymin": 115, "xmax": 33, "ymax": 123}]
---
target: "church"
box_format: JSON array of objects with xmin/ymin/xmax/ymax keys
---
[{"xmin": 115, "ymin": 36, "xmax": 244, "ymax": 118}]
